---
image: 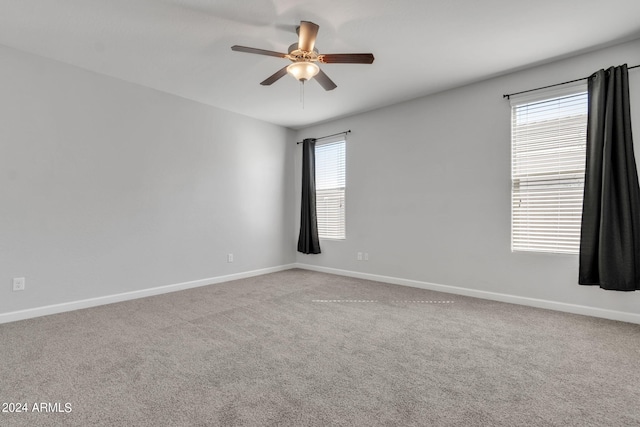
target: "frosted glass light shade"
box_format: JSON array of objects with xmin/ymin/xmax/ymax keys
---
[{"xmin": 287, "ymin": 62, "xmax": 319, "ymax": 81}]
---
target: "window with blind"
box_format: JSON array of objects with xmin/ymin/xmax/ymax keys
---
[
  {"xmin": 315, "ymin": 140, "xmax": 346, "ymax": 239},
  {"xmin": 511, "ymin": 86, "xmax": 588, "ymax": 254}
]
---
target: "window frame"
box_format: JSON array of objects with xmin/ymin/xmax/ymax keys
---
[
  {"xmin": 510, "ymin": 82, "xmax": 588, "ymax": 255},
  {"xmin": 315, "ymin": 138, "xmax": 346, "ymax": 240}
]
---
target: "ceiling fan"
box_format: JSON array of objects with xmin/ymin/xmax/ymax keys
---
[{"xmin": 231, "ymin": 21, "xmax": 374, "ymax": 91}]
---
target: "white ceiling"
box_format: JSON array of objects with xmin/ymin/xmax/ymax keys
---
[{"xmin": 1, "ymin": 0, "xmax": 639, "ymax": 129}]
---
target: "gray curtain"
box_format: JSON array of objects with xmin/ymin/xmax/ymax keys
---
[
  {"xmin": 579, "ymin": 64, "xmax": 640, "ymax": 291},
  {"xmin": 297, "ymin": 138, "xmax": 321, "ymax": 254}
]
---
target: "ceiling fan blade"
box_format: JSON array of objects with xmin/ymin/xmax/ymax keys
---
[
  {"xmin": 314, "ymin": 68, "xmax": 337, "ymax": 91},
  {"xmin": 231, "ymin": 45, "xmax": 287, "ymax": 58},
  {"xmin": 297, "ymin": 21, "xmax": 319, "ymax": 52},
  {"xmin": 260, "ymin": 66, "xmax": 289, "ymax": 86},
  {"xmin": 320, "ymin": 53, "xmax": 375, "ymax": 64}
]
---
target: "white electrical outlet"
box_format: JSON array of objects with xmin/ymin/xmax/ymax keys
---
[
  {"xmin": 357, "ymin": 252, "xmax": 363, "ymax": 261},
  {"xmin": 227, "ymin": 253, "xmax": 234, "ymax": 263},
  {"xmin": 364, "ymin": 253, "xmax": 369, "ymax": 261},
  {"xmin": 13, "ymin": 277, "xmax": 25, "ymax": 291}
]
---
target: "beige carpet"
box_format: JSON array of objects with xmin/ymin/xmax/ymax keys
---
[{"xmin": 1, "ymin": 269, "xmax": 639, "ymax": 426}]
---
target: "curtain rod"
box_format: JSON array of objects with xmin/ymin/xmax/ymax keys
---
[
  {"xmin": 503, "ymin": 64, "xmax": 640, "ymax": 100},
  {"xmin": 296, "ymin": 130, "xmax": 351, "ymax": 144}
]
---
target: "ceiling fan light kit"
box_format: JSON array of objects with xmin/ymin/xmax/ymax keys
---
[
  {"xmin": 287, "ymin": 62, "xmax": 319, "ymax": 81},
  {"xmin": 231, "ymin": 21, "xmax": 374, "ymax": 91}
]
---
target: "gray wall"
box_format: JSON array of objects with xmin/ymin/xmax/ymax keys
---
[
  {"xmin": 0, "ymin": 44, "xmax": 296, "ymax": 314},
  {"xmin": 295, "ymin": 38, "xmax": 640, "ymax": 316}
]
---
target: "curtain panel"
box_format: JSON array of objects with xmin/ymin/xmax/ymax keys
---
[
  {"xmin": 297, "ymin": 138, "xmax": 321, "ymax": 254},
  {"xmin": 579, "ymin": 64, "xmax": 640, "ymax": 291}
]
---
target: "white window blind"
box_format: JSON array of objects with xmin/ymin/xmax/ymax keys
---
[
  {"xmin": 315, "ymin": 140, "xmax": 346, "ymax": 239},
  {"xmin": 511, "ymin": 87, "xmax": 588, "ymax": 254}
]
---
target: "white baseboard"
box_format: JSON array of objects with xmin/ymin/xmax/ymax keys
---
[
  {"xmin": 5, "ymin": 263, "xmax": 639, "ymax": 325},
  {"xmin": 0, "ymin": 264, "xmax": 297, "ymax": 325},
  {"xmin": 293, "ymin": 263, "xmax": 640, "ymax": 325}
]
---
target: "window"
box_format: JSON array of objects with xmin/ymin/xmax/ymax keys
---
[
  {"xmin": 511, "ymin": 85, "xmax": 588, "ymax": 254},
  {"xmin": 315, "ymin": 140, "xmax": 346, "ymax": 239}
]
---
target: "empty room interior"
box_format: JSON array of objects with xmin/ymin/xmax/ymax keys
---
[{"xmin": 2, "ymin": 1, "xmax": 640, "ymax": 425}]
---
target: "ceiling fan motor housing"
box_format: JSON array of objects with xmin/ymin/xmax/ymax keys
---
[{"xmin": 287, "ymin": 43, "xmax": 319, "ymax": 63}]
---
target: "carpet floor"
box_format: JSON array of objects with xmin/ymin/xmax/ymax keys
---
[{"xmin": 1, "ymin": 269, "xmax": 639, "ymax": 426}]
